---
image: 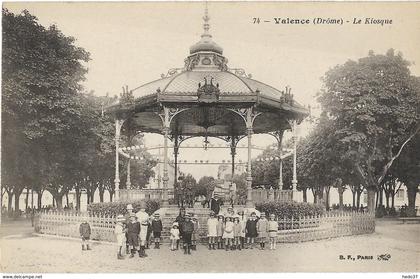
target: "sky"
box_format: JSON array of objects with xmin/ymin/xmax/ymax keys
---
[{"xmin": 4, "ymin": 1, "xmax": 420, "ymax": 180}]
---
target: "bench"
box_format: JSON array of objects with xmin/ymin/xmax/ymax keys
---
[{"xmin": 399, "ymin": 217, "xmax": 420, "ymax": 224}]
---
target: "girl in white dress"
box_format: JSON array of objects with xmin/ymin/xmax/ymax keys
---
[
  {"xmin": 223, "ymin": 216, "xmax": 234, "ymax": 251},
  {"xmin": 170, "ymin": 222, "xmax": 180, "ymax": 251},
  {"xmin": 207, "ymin": 212, "xmax": 218, "ymax": 250}
]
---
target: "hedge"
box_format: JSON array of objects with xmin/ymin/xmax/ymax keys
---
[
  {"xmin": 87, "ymin": 200, "xmax": 160, "ymax": 216},
  {"xmin": 255, "ymin": 201, "xmax": 325, "ymax": 219}
]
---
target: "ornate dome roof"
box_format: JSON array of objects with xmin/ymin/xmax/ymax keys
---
[
  {"xmin": 189, "ymin": 4, "xmax": 223, "ymax": 55},
  {"xmin": 109, "ymin": 4, "xmax": 309, "ymax": 135}
]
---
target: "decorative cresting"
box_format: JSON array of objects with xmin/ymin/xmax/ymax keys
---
[
  {"xmin": 197, "ymin": 76, "xmax": 220, "ymax": 103},
  {"xmin": 184, "ymin": 3, "xmax": 228, "ymax": 72}
]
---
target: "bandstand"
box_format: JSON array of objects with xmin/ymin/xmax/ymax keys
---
[{"xmin": 107, "ymin": 7, "xmax": 309, "ymax": 209}]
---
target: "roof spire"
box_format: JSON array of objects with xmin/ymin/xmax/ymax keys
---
[
  {"xmin": 189, "ymin": 1, "xmax": 223, "ymax": 55},
  {"xmin": 202, "ymin": 1, "xmax": 211, "ymax": 38}
]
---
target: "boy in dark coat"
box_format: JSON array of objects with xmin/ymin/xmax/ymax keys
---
[
  {"xmin": 79, "ymin": 217, "xmax": 92, "ymax": 251},
  {"xmin": 151, "ymin": 213, "xmax": 163, "ymax": 249},
  {"xmin": 175, "ymin": 207, "xmax": 186, "ymax": 250},
  {"xmin": 181, "ymin": 213, "xmax": 195, "ymax": 255},
  {"xmin": 126, "ymin": 213, "xmax": 141, "ymax": 258},
  {"xmin": 245, "ymin": 212, "xmax": 258, "ymax": 249},
  {"xmin": 124, "ymin": 204, "xmax": 134, "ymax": 254}
]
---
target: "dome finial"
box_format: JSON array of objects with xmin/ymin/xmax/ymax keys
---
[{"xmin": 202, "ymin": 1, "xmax": 211, "ymax": 39}]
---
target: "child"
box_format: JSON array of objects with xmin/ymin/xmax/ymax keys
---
[
  {"xmin": 238, "ymin": 211, "xmax": 246, "ymax": 249},
  {"xmin": 216, "ymin": 214, "xmax": 225, "ymax": 249},
  {"xmin": 114, "ymin": 215, "xmax": 126, "ymax": 259},
  {"xmin": 151, "ymin": 213, "xmax": 163, "ymax": 249},
  {"xmin": 207, "ymin": 211, "xmax": 218, "ymax": 250},
  {"xmin": 136, "ymin": 201, "xmax": 150, "ymax": 257},
  {"xmin": 170, "ymin": 222, "xmax": 180, "ymax": 251},
  {"xmin": 191, "ymin": 215, "xmax": 199, "ymax": 250},
  {"xmin": 124, "ymin": 204, "xmax": 134, "ymax": 254},
  {"xmin": 268, "ymin": 213, "xmax": 279, "ymax": 250},
  {"xmin": 181, "ymin": 213, "xmax": 194, "ymax": 255},
  {"xmin": 245, "ymin": 212, "xmax": 258, "ymax": 249},
  {"xmin": 223, "ymin": 216, "xmax": 234, "ymax": 251},
  {"xmin": 257, "ymin": 212, "xmax": 269, "ymax": 250},
  {"xmin": 79, "ymin": 216, "xmax": 92, "ymax": 251},
  {"xmin": 233, "ymin": 216, "xmax": 242, "ymax": 250},
  {"xmin": 126, "ymin": 213, "xmax": 140, "ymax": 258}
]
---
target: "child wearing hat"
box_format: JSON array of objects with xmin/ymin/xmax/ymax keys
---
[
  {"xmin": 233, "ymin": 216, "xmax": 242, "ymax": 250},
  {"xmin": 170, "ymin": 222, "xmax": 180, "ymax": 251},
  {"xmin": 181, "ymin": 213, "xmax": 195, "ymax": 255},
  {"xmin": 151, "ymin": 213, "xmax": 163, "ymax": 249},
  {"xmin": 257, "ymin": 212, "xmax": 269, "ymax": 250},
  {"xmin": 207, "ymin": 211, "xmax": 218, "ymax": 250},
  {"xmin": 115, "ymin": 215, "xmax": 126, "ymax": 259},
  {"xmin": 79, "ymin": 216, "xmax": 92, "ymax": 251},
  {"xmin": 191, "ymin": 214, "xmax": 199, "ymax": 251},
  {"xmin": 136, "ymin": 201, "xmax": 150, "ymax": 257},
  {"xmin": 245, "ymin": 212, "xmax": 258, "ymax": 249},
  {"xmin": 216, "ymin": 214, "xmax": 225, "ymax": 249},
  {"xmin": 268, "ymin": 213, "xmax": 279, "ymax": 250},
  {"xmin": 126, "ymin": 213, "xmax": 140, "ymax": 258}
]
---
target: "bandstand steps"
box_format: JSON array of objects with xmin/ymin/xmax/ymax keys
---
[
  {"xmin": 153, "ymin": 206, "xmax": 250, "ymax": 243},
  {"xmin": 154, "ymin": 206, "xmax": 212, "ymax": 243}
]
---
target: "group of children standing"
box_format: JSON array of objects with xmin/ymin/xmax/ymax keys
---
[
  {"xmin": 113, "ymin": 203, "xmax": 164, "ymax": 260},
  {"xmin": 207, "ymin": 210, "xmax": 279, "ymax": 251},
  {"xmin": 80, "ymin": 204, "xmax": 280, "ymax": 259}
]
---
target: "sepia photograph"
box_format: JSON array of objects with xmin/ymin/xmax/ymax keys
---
[{"xmin": 1, "ymin": 1, "xmax": 419, "ymax": 276}]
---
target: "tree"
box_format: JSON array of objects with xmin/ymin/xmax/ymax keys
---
[
  {"xmin": 2, "ymin": 9, "xmax": 90, "ymax": 210},
  {"xmin": 318, "ymin": 49, "xmax": 419, "ymax": 213},
  {"xmin": 392, "ymin": 132, "xmax": 420, "ymax": 216}
]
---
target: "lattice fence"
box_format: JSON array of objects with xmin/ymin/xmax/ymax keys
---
[
  {"xmin": 35, "ymin": 211, "xmax": 374, "ymax": 243},
  {"xmin": 277, "ymin": 211, "xmax": 375, "ymax": 242},
  {"xmin": 36, "ymin": 211, "xmax": 116, "ymax": 242}
]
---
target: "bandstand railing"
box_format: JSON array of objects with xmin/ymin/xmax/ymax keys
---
[
  {"xmin": 119, "ymin": 189, "xmax": 174, "ymax": 201},
  {"xmin": 251, "ymin": 189, "xmax": 293, "ymax": 203}
]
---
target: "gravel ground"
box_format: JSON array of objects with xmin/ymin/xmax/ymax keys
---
[{"xmin": 1, "ymin": 220, "xmax": 419, "ymax": 273}]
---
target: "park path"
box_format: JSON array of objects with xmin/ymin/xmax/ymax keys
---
[{"xmin": 1, "ymin": 219, "xmax": 419, "ymax": 273}]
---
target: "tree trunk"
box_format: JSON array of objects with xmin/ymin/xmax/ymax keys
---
[
  {"xmin": 338, "ymin": 188, "xmax": 344, "ymax": 210},
  {"xmin": 37, "ymin": 190, "xmax": 43, "ymax": 209},
  {"xmin": 109, "ymin": 192, "xmax": 113, "ymax": 202},
  {"xmin": 25, "ymin": 188, "xmax": 29, "ymax": 210},
  {"xmin": 52, "ymin": 196, "xmax": 55, "ymax": 207},
  {"xmin": 313, "ymin": 190, "xmax": 317, "ymax": 204},
  {"xmin": 99, "ymin": 189, "xmax": 104, "ymax": 203},
  {"xmin": 391, "ymin": 193, "xmax": 395, "ymax": 208},
  {"xmin": 351, "ymin": 191, "xmax": 356, "ymax": 208},
  {"xmin": 367, "ymin": 188, "xmax": 376, "ymax": 214},
  {"xmin": 55, "ymin": 195, "xmax": 63, "ymax": 210},
  {"xmin": 379, "ymin": 189, "xmax": 383, "ymax": 207},
  {"xmin": 406, "ymin": 184, "xmax": 417, "ymax": 217},
  {"xmin": 302, "ymin": 188, "xmax": 307, "ymax": 203},
  {"xmin": 325, "ymin": 187, "xmax": 330, "ymax": 210},
  {"xmin": 65, "ymin": 193, "xmax": 69, "ymax": 208},
  {"xmin": 14, "ymin": 192, "xmax": 21, "ymax": 217},
  {"xmin": 384, "ymin": 191, "xmax": 390, "ymax": 208},
  {"xmin": 375, "ymin": 189, "xmax": 379, "ymax": 208},
  {"xmin": 7, "ymin": 192, "xmax": 13, "ymax": 212},
  {"xmin": 356, "ymin": 191, "xmax": 362, "ymax": 209},
  {"xmin": 75, "ymin": 187, "xmax": 81, "ymax": 211}
]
